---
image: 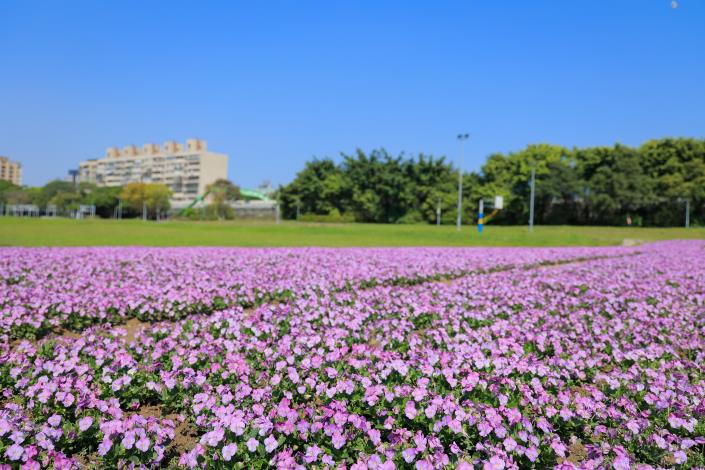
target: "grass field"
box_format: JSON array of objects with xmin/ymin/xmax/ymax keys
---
[{"xmin": 1, "ymin": 217, "xmax": 703, "ymax": 246}]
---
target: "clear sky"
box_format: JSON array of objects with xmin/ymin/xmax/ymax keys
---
[{"xmin": 2, "ymin": 0, "xmax": 704, "ymax": 188}]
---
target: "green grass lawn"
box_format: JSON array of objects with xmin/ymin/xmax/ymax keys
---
[{"xmin": 1, "ymin": 217, "xmax": 703, "ymax": 247}]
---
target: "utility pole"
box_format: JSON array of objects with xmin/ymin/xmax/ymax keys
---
[
  {"xmin": 529, "ymin": 166, "xmax": 536, "ymax": 231},
  {"xmin": 456, "ymin": 134, "xmax": 469, "ymax": 231}
]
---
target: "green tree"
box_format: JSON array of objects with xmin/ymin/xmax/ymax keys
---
[
  {"xmin": 83, "ymin": 186, "xmax": 122, "ymax": 218},
  {"xmin": 120, "ymin": 183, "xmax": 171, "ymax": 218},
  {"xmin": 205, "ymin": 179, "xmax": 240, "ymax": 220},
  {"xmin": 278, "ymin": 159, "xmax": 344, "ymax": 218}
]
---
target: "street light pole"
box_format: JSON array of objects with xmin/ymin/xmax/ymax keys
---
[
  {"xmin": 685, "ymin": 199, "xmax": 690, "ymax": 228},
  {"xmin": 529, "ymin": 166, "xmax": 536, "ymax": 231},
  {"xmin": 436, "ymin": 198, "xmax": 441, "ymax": 226},
  {"xmin": 456, "ymin": 134, "xmax": 469, "ymax": 231}
]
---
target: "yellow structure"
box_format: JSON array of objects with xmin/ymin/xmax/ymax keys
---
[
  {"xmin": 79, "ymin": 139, "xmax": 228, "ymax": 208},
  {"xmin": 0, "ymin": 157, "xmax": 22, "ymax": 185}
]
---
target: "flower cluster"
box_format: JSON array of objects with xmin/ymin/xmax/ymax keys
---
[
  {"xmin": 1, "ymin": 241, "xmax": 703, "ymax": 468},
  {"xmin": 0, "ymin": 245, "xmax": 630, "ymax": 341}
]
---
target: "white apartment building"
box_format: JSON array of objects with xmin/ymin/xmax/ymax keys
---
[
  {"xmin": 79, "ymin": 139, "xmax": 228, "ymax": 208},
  {"xmin": 0, "ymin": 156, "xmax": 22, "ymax": 185}
]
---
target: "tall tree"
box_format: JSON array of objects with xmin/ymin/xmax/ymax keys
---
[
  {"xmin": 206, "ymin": 179, "xmax": 240, "ymax": 219},
  {"xmin": 120, "ymin": 183, "xmax": 171, "ymax": 218}
]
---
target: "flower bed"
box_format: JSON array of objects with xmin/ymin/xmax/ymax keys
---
[{"xmin": 1, "ymin": 241, "xmax": 703, "ymax": 468}]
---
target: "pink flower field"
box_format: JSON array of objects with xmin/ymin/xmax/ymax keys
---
[{"xmin": 1, "ymin": 241, "xmax": 703, "ymax": 469}]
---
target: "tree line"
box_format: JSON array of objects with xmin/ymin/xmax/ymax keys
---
[
  {"xmin": 0, "ymin": 178, "xmax": 240, "ymax": 220},
  {"xmin": 278, "ymin": 138, "xmax": 705, "ymax": 226}
]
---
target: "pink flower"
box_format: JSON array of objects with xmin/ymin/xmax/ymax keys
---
[
  {"xmin": 415, "ymin": 459, "xmax": 433, "ymax": 470},
  {"xmin": 48, "ymin": 415, "xmax": 61, "ymax": 427},
  {"xmin": 332, "ymin": 432, "xmax": 346, "ymax": 449},
  {"xmin": 304, "ymin": 445, "xmax": 322, "ymax": 463},
  {"xmin": 414, "ymin": 432, "xmax": 427, "ymax": 452},
  {"xmin": 673, "ymin": 451, "xmax": 687, "ymax": 465},
  {"xmin": 178, "ymin": 445, "xmax": 203, "ymax": 469},
  {"xmin": 229, "ymin": 417, "xmax": 245, "ymax": 436},
  {"xmin": 626, "ymin": 420, "xmax": 639, "ymax": 434},
  {"xmin": 5, "ymin": 444, "xmax": 24, "ymax": 461},
  {"xmin": 136, "ymin": 436, "xmax": 150, "ymax": 452},
  {"xmin": 503, "ymin": 437, "xmax": 517, "ymax": 452},
  {"xmin": 98, "ymin": 439, "xmax": 112, "ymax": 456},
  {"xmin": 264, "ymin": 435, "xmax": 278, "ymax": 453},
  {"xmin": 484, "ymin": 456, "xmax": 505, "ymax": 470},
  {"xmin": 0, "ymin": 419, "xmax": 9, "ymax": 436},
  {"xmin": 121, "ymin": 432, "xmax": 135, "ymax": 450},
  {"xmin": 613, "ymin": 455, "xmax": 631, "ymax": 470},
  {"xmin": 405, "ymin": 401, "xmax": 417, "ymax": 420},
  {"xmin": 368, "ymin": 428, "xmax": 381, "ymax": 446},
  {"xmin": 246, "ymin": 438, "xmax": 259, "ymax": 452},
  {"xmin": 402, "ymin": 448, "xmax": 417, "ymax": 463},
  {"xmin": 78, "ymin": 416, "xmax": 93, "ymax": 432},
  {"xmin": 526, "ymin": 446, "xmax": 539, "ymax": 462},
  {"xmin": 222, "ymin": 443, "xmax": 238, "ymax": 461},
  {"xmin": 62, "ymin": 393, "xmax": 75, "ymax": 407},
  {"xmin": 202, "ymin": 428, "xmax": 224, "ymax": 447}
]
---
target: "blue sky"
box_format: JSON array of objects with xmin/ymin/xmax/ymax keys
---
[{"xmin": 2, "ymin": 0, "xmax": 704, "ymax": 188}]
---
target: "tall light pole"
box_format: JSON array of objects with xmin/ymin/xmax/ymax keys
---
[
  {"xmin": 456, "ymin": 134, "xmax": 469, "ymax": 231},
  {"xmin": 436, "ymin": 197, "xmax": 441, "ymax": 226},
  {"xmin": 529, "ymin": 166, "xmax": 536, "ymax": 231},
  {"xmin": 685, "ymin": 199, "xmax": 690, "ymax": 228}
]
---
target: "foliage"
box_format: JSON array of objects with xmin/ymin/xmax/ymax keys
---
[
  {"xmin": 279, "ymin": 150, "xmax": 464, "ymax": 224},
  {"xmin": 279, "ymin": 139, "xmax": 705, "ymax": 226},
  {"xmin": 120, "ymin": 183, "xmax": 172, "ymax": 218},
  {"xmin": 298, "ymin": 209, "xmax": 356, "ymax": 223},
  {"xmin": 205, "ymin": 179, "xmax": 240, "ymax": 220}
]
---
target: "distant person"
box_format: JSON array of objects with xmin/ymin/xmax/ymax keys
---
[{"xmin": 626, "ymin": 215, "xmax": 632, "ymax": 226}]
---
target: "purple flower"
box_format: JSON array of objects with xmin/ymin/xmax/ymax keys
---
[
  {"xmin": 503, "ymin": 437, "xmax": 517, "ymax": 452},
  {"xmin": 0, "ymin": 419, "xmax": 9, "ymax": 436},
  {"xmin": 48, "ymin": 415, "xmax": 61, "ymax": 427},
  {"xmin": 202, "ymin": 428, "xmax": 224, "ymax": 447},
  {"xmin": 416, "ymin": 459, "xmax": 433, "ymax": 470},
  {"xmin": 331, "ymin": 432, "xmax": 346, "ymax": 449},
  {"xmin": 121, "ymin": 431, "xmax": 135, "ymax": 450},
  {"xmin": 136, "ymin": 436, "xmax": 150, "ymax": 452},
  {"xmin": 264, "ymin": 435, "xmax": 278, "ymax": 453},
  {"xmin": 246, "ymin": 438, "xmax": 259, "ymax": 452},
  {"xmin": 78, "ymin": 416, "xmax": 93, "ymax": 432},
  {"xmin": 304, "ymin": 445, "xmax": 322, "ymax": 463},
  {"xmin": 674, "ymin": 451, "xmax": 687, "ymax": 465},
  {"xmin": 613, "ymin": 455, "xmax": 631, "ymax": 470},
  {"xmin": 222, "ymin": 443, "xmax": 238, "ymax": 461},
  {"xmin": 402, "ymin": 448, "xmax": 417, "ymax": 463},
  {"xmin": 62, "ymin": 393, "xmax": 75, "ymax": 407},
  {"xmin": 525, "ymin": 446, "xmax": 538, "ymax": 462},
  {"xmin": 405, "ymin": 400, "xmax": 417, "ymax": 420},
  {"xmin": 484, "ymin": 456, "xmax": 505, "ymax": 470},
  {"xmin": 5, "ymin": 444, "xmax": 24, "ymax": 461},
  {"xmin": 98, "ymin": 439, "xmax": 112, "ymax": 456}
]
